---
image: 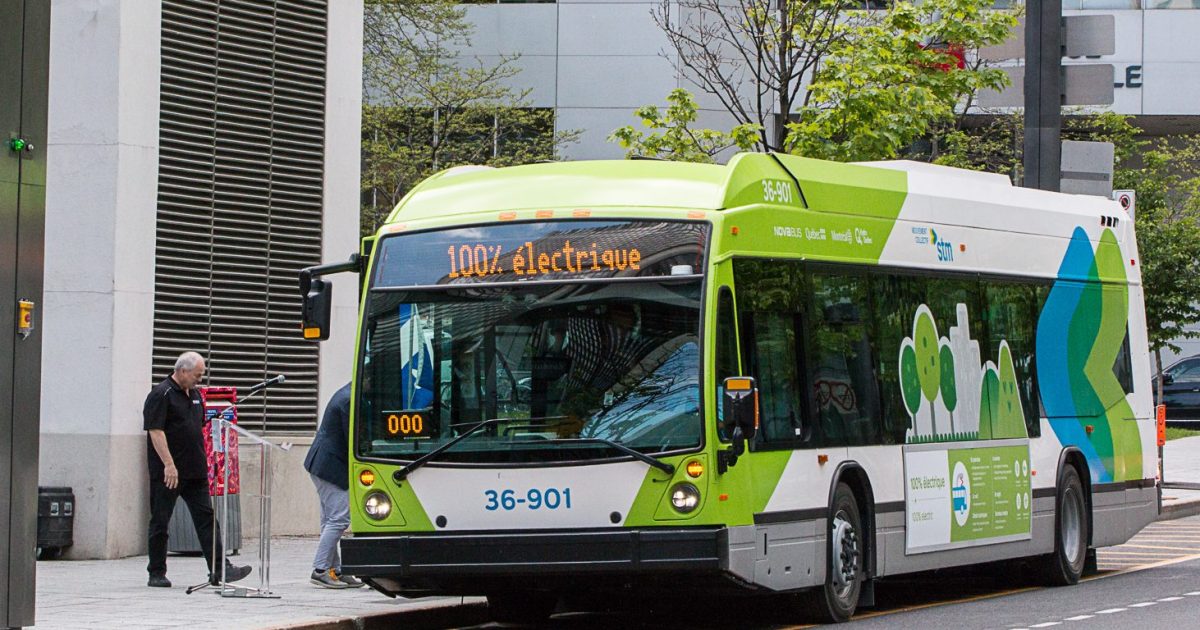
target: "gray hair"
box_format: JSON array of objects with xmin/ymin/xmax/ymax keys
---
[{"xmin": 174, "ymin": 351, "xmax": 205, "ymax": 373}]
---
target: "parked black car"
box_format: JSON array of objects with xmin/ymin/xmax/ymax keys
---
[{"xmin": 1156, "ymin": 355, "xmax": 1200, "ymax": 421}]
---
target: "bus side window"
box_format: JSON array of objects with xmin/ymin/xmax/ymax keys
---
[
  {"xmin": 808, "ymin": 270, "xmax": 881, "ymax": 447},
  {"xmin": 981, "ymin": 281, "xmax": 1040, "ymax": 438},
  {"xmin": 744, "ymin": 311, "xmax": 807, "ymax": 445},
  {"xmin": 715, "ymin": 286, "xmax": 739, "ymax": 440},
  {"xmin": 871, "ymin": 272, "xmax": 922, "ymax": 444}
]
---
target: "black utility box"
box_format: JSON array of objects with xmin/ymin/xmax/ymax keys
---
[{"xmin": 36, "ymin": 486, "xmax": 74, "ymax": 559}]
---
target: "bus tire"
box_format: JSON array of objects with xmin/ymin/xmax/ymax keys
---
[
  {"xmin": 803, "ymin": 482, "xmax": 864, "ymax": 623},
  {"xmin": 1043, "ymin": 464, "xmax": 1088, "ymax": 586},
  {"xmin": 486, "ymin": 591, "xmax": 557, "ymax": 624}
]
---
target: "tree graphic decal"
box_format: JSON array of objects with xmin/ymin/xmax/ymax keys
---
[
  {"xmin": 940, "ymin": 343, "xmax": 957, "ymax": 434},
  {"xmin": 899, "ymin": 303, "xmax": 1023, "ymax": 443},
  {"xmin": 914, "ymin": 306, "xmax": 941, "ymax": 435}
]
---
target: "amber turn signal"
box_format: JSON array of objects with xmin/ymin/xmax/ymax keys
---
[
  {"xmin": 359, "ymin": 469, "xmax": 376, "ymax": 486},
  {"xmin": 686, "ymin": 460, "xmax": 704, "ymax": 478}
]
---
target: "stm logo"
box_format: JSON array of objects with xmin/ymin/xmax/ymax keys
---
[
  {"xmin": 931, "ymin": 229, "xmax": 955, "ymax": 262},
  {"xmin": 911, "ymin": 226, "xmax": 956, "ymax": 262}
]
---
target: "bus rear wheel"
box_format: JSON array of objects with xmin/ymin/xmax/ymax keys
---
[
  {"xmin": 486, "ymin": 591, "xmax": 558, "ymax": 624},
  {"xmin": 1043, "ymin": 464, "xmax": 1088, "ymax": 586},
  {"xmin": 803, "ymin": 482, "xmax": 863, "ymax": 623}
]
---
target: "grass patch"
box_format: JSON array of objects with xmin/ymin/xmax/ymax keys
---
[{"xmin": 1165, "ymin": 426, "xmax": 1200, "ymax": 441}]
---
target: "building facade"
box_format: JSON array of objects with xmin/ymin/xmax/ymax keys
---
[
  {"xmin": 38, "ymin": 0, "xmax": 361, "ymax": 559},
  {"xmin": 454, "ymin": 2, "xmax": 1200, "ymax": 158}
]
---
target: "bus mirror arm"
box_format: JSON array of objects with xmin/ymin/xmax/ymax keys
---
[
  {"xmin": 298, "ymin": 253, "xmax": 364, "ymax": 295},
  {"xmin": 298, "ymin": 254, "xmax": 364, "ymax": 342},
  {"xmin": 718, "ymin": 426, "xmax": 746, "ymax": 474}
]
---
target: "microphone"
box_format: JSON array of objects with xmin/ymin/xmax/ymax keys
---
[{"xmin": 246, "ymin": 374, "xmax": 286, "ymax": 395}]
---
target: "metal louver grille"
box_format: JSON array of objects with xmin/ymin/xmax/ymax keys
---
[{"xmin": 153, "ymin": 0, "xmax": 328, "ymax": 433}]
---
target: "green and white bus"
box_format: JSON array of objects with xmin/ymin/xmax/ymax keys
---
[{"xmin": 300, "ymin": 154, "xmax": 1156, "ymax": 623}]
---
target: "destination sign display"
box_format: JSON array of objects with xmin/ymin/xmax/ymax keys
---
[
  {"xmin": 374, "ymin": 220, "xmax": 708, "ymax": 288},
  {"xmin": 378, "ymin": 409, "xmax": 438, "ymax": 440}
]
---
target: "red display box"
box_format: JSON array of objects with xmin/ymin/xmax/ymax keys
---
[{"xmin": 200, "ymin": 387, "xmax": 240, "ymax": 496}]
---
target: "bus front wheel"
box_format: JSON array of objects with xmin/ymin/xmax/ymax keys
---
[
  {"xmin": 803, "ymin": 482, "xmax": 864, "ymax": 623},
  {"xmin": 1043, "ymin": 464, "xmax": 1088, "ymax": 586}
]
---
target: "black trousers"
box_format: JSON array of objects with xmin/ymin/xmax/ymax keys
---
[{"xmin": 147, "ymin": 476, "xmax": 223, "ymax": 577}]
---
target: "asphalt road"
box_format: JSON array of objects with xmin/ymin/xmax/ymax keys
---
[{"xmin": 415, "ymin": 515, "xmax": 1200, "ymax": 629}]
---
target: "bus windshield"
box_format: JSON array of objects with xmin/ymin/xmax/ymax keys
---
[{"xmin": 357, "ymin": 220, "xmax": 708, "ymax": 464}]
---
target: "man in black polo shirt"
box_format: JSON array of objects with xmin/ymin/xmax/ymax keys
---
[{"xmin": 144, "ymin": 351, "xmax": 251, "ymax": 588}]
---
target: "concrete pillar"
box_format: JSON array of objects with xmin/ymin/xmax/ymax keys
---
[{"xmin": 38, "ymin": 0, "xmax": 162, "ymax": 559}]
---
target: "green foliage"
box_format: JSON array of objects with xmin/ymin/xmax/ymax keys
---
[
  {"xmin": 608, "ymin": 89, "xmax": 761, "ymax": 163},
  {"xmin": 1122, "ymin": 137, "xmax": 1200, "ymax": 355},
  {"xmin": 361, "ymin": 0, "xmax": 579, "ymax": 234},
  {"xmin": 616, "ymin": 0, "xmax": 1015, "ymax": 163},
  {"xmin": 1166, "ymin": 426, "xmax": 1200, "ymax": 441},
  {"xmin": 788, "ymin": 0, "xmax": 1015, "ymax": 162}
]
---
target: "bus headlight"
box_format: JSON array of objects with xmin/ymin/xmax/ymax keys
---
[
  {"xmin": 364, "ymin": 492, "xmax": 392, "ymax": 520},
  {"xmin": 669, "ymin": 483, "xmax": 700, "ymax": 513}
]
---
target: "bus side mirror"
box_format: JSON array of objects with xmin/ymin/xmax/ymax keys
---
[
  {"xmin": 301, "ymin": 277, "xmax": 332, "ymax": 341},
  {"xmin": 719, "ymin": 377, "xmax": 759, "ymax": 473}
]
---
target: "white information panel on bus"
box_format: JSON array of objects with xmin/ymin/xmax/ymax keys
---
[{"xmin": 904, "ymin": 440, "xmax": 1033, "ymax": 554}]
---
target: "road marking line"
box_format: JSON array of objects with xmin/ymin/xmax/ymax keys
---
[
  {"xmin": 1064, "ymin": 615, "xmax": 1094, "ymax": 621},
  {"xmin": 1084, "ymin": 551, "xmax": 1200, "ymax": 580},
  {"xmin": 1117, "ymin": 544, "xmax": 1200, "ymax": 551},
  {"xmin": 1128, "ymin": 602, "xmax": 1156, "ymax": 607},
  {"xmin": 1187, "ymin": 591, "xmax": 1200, "ymax": 596},
  {"xmin": 1096, "ymin": 608, "xmax": 1127, "ymax": 614},
  {"xmin": 1158, "ymin": 596, "xmax": 1184, "ymax": 602},
  {"xmin": 844, "ymin": 585, "xmax": 1040, "ymax": 623},
  {"xmin": 1031, "ymin": 622, "xmax": 1061, "ymax": 627}
]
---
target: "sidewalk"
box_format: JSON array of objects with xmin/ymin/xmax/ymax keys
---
[
  {"xmin": 1161, "ymin": 434, "xmax": 1200, "ymax": 519},
  {"xmin": 32, "ymin": 537, "xmax": 480, "ymax": 630}
]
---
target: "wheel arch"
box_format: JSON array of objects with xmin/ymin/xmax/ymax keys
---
[
  {"xmin": 827, "ymin": 461, "xmax": 877, "ymax": 579},
  {"xmin": 1055, "ymin": 447, "xmax": 1093, "ymax": 545}
]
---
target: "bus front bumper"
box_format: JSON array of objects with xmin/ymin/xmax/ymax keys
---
[{"xmin": 341, "ymin": 527, "xmax": 727, "ymax": 596}]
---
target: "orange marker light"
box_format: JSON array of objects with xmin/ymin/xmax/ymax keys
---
[
  {"xmin": 499, "ymin": 212, "xmax": 517, "ymax": 221},
  {"xmin": 959, "ymin": 244, "xmax": 966, "ymax": 252},
  {"xmin": 687, "ymin": 211, "xmax": 706, "ymax": 219},
  {"xmin": 536, "ymin": 209, "xmax": 554, "ymax": 218},
  {"xmin": 1085, "ymin": 424, "xmax": 1094, "ymax": 436},
  {"xmin": 817, "ymin": 454, "xmax": 829, "ymax": 465},
  {"xmin": 718, "ymin": 494, "xmax": 729, "ymax": 502},
  {"xmin": 731, "ymin": 226, "xmax": 740, "ymax": 235},
  {"xmin": 725, "ymin": 378, "xmax": 753, "ymax": 391},
  {"xmin": 686, "ymin": 460, "xmax": 704, "ymax": 478},
  {"xmin": 302, "ymin": 327, "xmax": 321, "ymax": 339},
  {"xmin": 359, "ymin": 469, "xmax": 376, "ymax": 486},
  {"xmin": 572, "ymin": 209, "xmax": 591, "ymax": 217}
]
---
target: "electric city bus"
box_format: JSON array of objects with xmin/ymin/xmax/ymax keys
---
[{"xmin": 299, "ymin": 154, "xmax": 1157, "ymax": 623}]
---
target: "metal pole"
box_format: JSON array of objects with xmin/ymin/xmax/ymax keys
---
[{"xmin": 1024, "ymin": 0, "xmax": 1063, "ymax": 191}]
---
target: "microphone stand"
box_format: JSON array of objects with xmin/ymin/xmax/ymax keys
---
[{"xmin": 186, "ymin": 385, "xmax": 290, "ymax": 598}]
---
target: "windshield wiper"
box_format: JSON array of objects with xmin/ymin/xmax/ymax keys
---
[
  {"xmin": 545, "ymin": 437, "xmax": 675, "ymax": 475},
  {"xmin": 392, "ymin": 420, "xmax": 676, "ymax": 481},
  {"xmin": 392, "ymin": 417, "xmax": 505, "ymax": 482}
]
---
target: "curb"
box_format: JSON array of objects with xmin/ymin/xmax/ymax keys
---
[
  {"xmin": 1158, "ymin": 498, "xmax": 1200, "ymax": 521},
  {"xmin": 270, "ymin": 599, "xmax": 489, "ymax": 630}
]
